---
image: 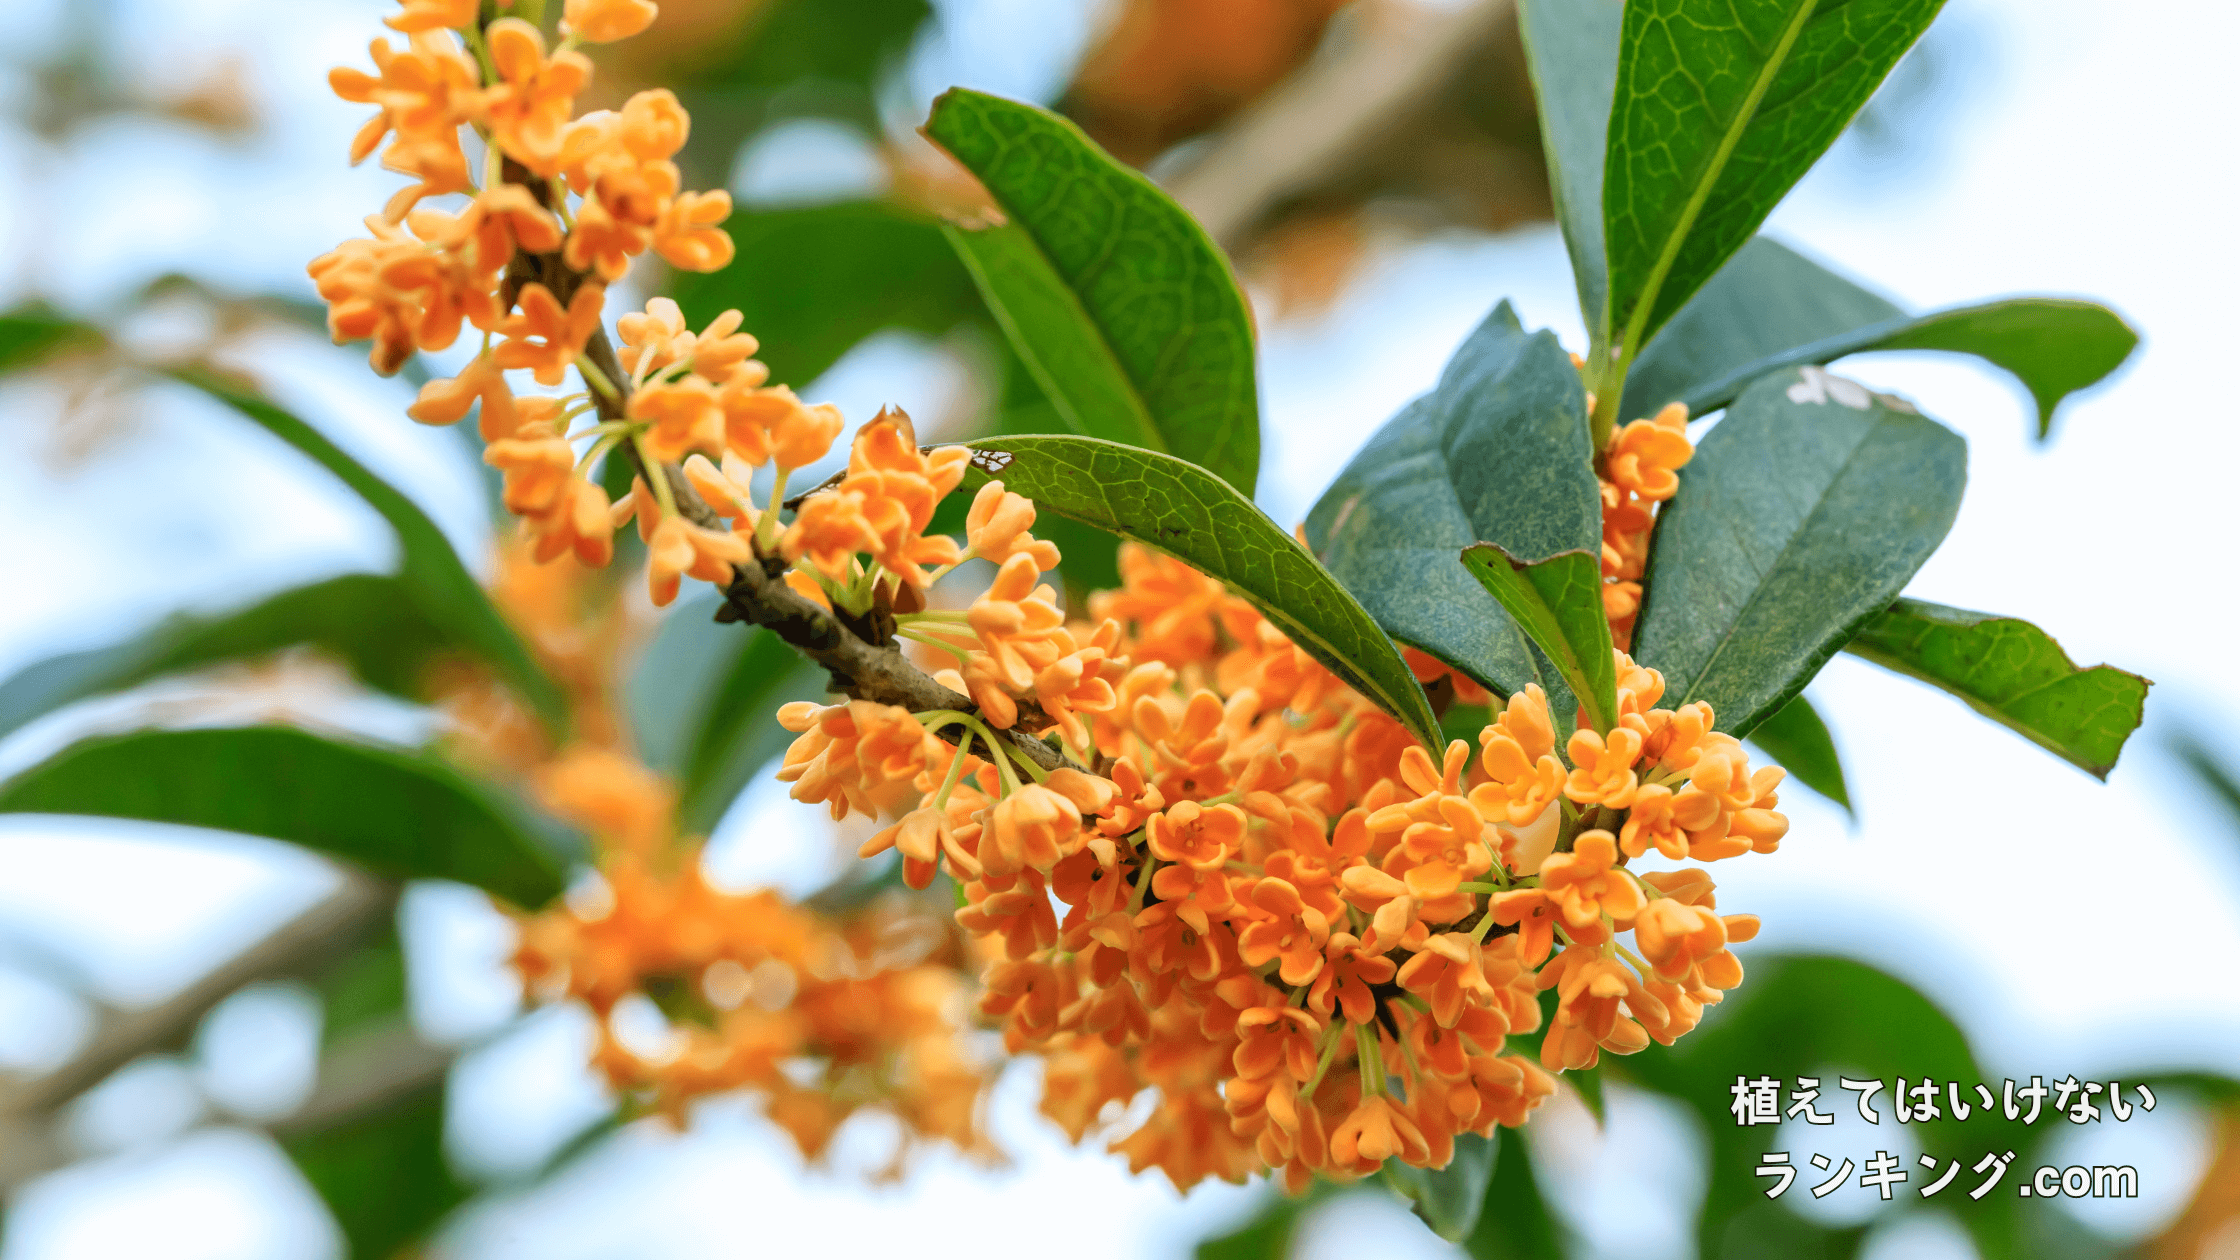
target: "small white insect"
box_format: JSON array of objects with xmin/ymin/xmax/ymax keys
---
[{"xmin": 969, "ymin": 447, "xmax": 1014, "ymax": 474}]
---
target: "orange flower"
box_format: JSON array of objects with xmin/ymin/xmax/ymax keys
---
[
  {"xmin": 1396, "ymin": 933, "xmax": 1496, "ymax": 1028},
  {"xmin": 1537, "ymin": 830, "xmax": 1643, "ymax": 931},
  {"xmin": 1329, "ymin": 1095, "xmax": 1429, "ymax": 1175},
  {"xmin": 980, "ymin": 783, "xmax": 1086, "ymax": 878},
  {"xmin": 1563, "ymin": 724, "xmax": 1643, "ymax": 809},
  {"xmin": 628, "ymin": 375, "xmax": 724, "ymax": 463},
  {"xmin": 644, "ymin": 512, "xmax": 751, "ymax": 606},
  {"xmin": 563, "ymin": 0, "xmax": 660, "ymax": 43},
  {"xmin": 1604, "ymin": 401, "xmax": 1693, "ymax": 501},
  {"xmin": 655, "ymin": 189, "xmax": 736, "ymax": 272},
  {"xmin": 1469, "ymin": 730, "xmax": 1563, "ymax": 827},
  {"xmin": 968, "ymin": 553, "xmax": 1067, "ymax": 687},
  {"xmin": 484, "ymin": 426, "xmax": 574, "ymax": 516},
  {"xmin": 1237, "ymin": 878, "xmax": 1330, "ymax": 985},
  {"xmin": 1488, "ymin": 888, "xmax": 1559, "ymax": 967},
  {"xmin": 965, "ymin": 480, "xmax": 1062, "ymax": 570},
  {"xmin": 384, "ymin": 0, "xmax": 477, "ymax": 33},
  {"xmin": 1089, "ymin": 542, "xmax": 1229, "ymax": 666},
  {"xmin": 1145, "ymin": 800, "xmax": 1244, "ymax": 871},
  {"xmin": 408, "ymin": 352, "xmax": 515, "ymax": 437},
  {"xmin": 524, "ymin": 476, "xmax": 615, "ymax": 567},
  {"xmin": 482, "ymin": 19, "xmax": 593, "ymax": 176},
  {"xmin": 1234, "ymin": 1006, "xmax": 1323, "ymax": 1082},
  {"xmin": 1308, "ymin": 932, "xmax": 1395, "ymax": 1024},
  {"xmin": 493, "ymin": 281, "xmax": 606, "ymax": 385}
]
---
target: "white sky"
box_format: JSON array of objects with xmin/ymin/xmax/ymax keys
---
[{"xmin": 1, "ymin": 0, "xmax": 2236, "ymax": 1257}]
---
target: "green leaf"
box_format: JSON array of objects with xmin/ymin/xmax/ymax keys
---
[
  {"xmin": 1602, "ymin": 0, "xmax": 1944, "ymax": 356},
  {"xmin": 1384, "ymin": 1132, "xmax": 1497, "ymax": 1242},
  {"xmin": 1618, "ymin": 236, "xmax": 1901, "ymax": 421},
  {"xmin": 0, "ymin": 307, "xmax": 101, "ymax": 372},
  {"xmin": 283, "ymin": 1077, "xmax": 467, "ymax": 1260},
  {"xmin": 0, "ymin": 574, "xmax": 455, "ymax": 744},
  {"xmin": 1672, "ymin": 304, "xmax": 2138, "ymax": 443},
  {"xmin": 1633, "ymin": 367, "xmax": 1965, "ymax": 737},
  {"xmin": 957, "ymin": 435, "xmax": 1438, "ymax": 749},
  {"xmin": 175, "ymin": 369, "xmax": 567, "ymax": 730},
  {"xmin": 1742, "ymin": 692, "xmax": 1851, "ymax": 813},
  {"xmin": 1461, "ymin": 548, "xmax": 1616, "ymax": 734},
  {"xmin": 0, "ymin": 726, "xmax": 568, "ymax": 906},
  {"xmin": 925, "ymin": 88, "xmax": 1261, "ymax": 494},
  {"xmin": 664, "ymin": 200, "xmax": 981, "ymax": 388},
  {"xmin": 1303, "ymin": 303, "xmax": 1605, "ymax": 719},
  {"xmin": 1463, "ymin": 1126, "xmax": 1564, "ymax": 1260},
  {"xmin": 1517, "ymin": 0, "xmax": 1625, "ymax": 326},
  {"xmin": 1193, "ymin": 1182, "xmax": 1341, "ymax": 1260},
  {"xmin": 1844, "ymin": 598, "xmax": 2149, "ymax": 778}
]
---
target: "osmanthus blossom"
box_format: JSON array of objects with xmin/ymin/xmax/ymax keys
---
[{"xmin": 309, "ymin": 0, "xmax": 1782, "ymax": 1197}]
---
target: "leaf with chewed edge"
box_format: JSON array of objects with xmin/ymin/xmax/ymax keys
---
[{"xmin": 956, "ymin": 436, "xmax": 1438, "ymax": 749}]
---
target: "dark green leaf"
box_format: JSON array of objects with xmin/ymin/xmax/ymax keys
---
[
  {"xmin": 925, "ymin": 89, "xmax": 1261, "ymax": 494},
  {"xmin": 175, "ymin": 369, "xmax": 567, "ymax": 729},
  {"xmin": 1384, "ymin": 1132, "xmax": 1497, "ymax": 1242},
  {"xmin": 1461, "ymin": 548, "xmax": 1616, "ymax": 734},
  {"xmin": 283, "ymin": 1077, "xmax": 466, "ymax": 1260},
  {"xmin": 1304, "ymin": 303, "xmax": 1605, "ymax": 719},
  {"xmin": 1633, "ymin": 366, "xmax": 1965, "ymax": 737},
  {"xmin": 0, "ymin": 307, "xmax": 101, "ymax": 372},
  {"xmin": 0, "ymin": 575, "xmax": 453, "ymax": 744},
  {"xmin": 664, "ymin": 200, "xmax": 981, "ymax": 387},
  {"xmin": 1845, "ymin": 598, "xmax": 2148, "ymax": 778},
  {"xmin": 1603, "ymin": 0, "xmax": 1944, "ymax": 355},
  {"xmin": 1677, "ymin": 299, "xmax": 2139, "ymax": 440},
  {"xmin": 1194, "ymin": 1182, "xmax": 1341, "ymax": 1260},
  {"xmin": 1623, "ymin": 955, "xmax": 2034, "ymax": 1260},
  {"xmin": 1463, "ymin": 1126, "xmax": 1564, "ymax": 1260},
  {"xmin": 1743, "ymin": 692, "xmax": 1851, "ymax": 813},
  {"xmin": 1568, "ymin": 1064, "xmax": 1604, "ymax": 1123},
  {"xmin": 0, "ymin": 726, "xmax": 568, "ymax": 906},
  {"xmin": 1517, "ymin": 0, "xmax": 1624, "ymax": 325},
  {"xmin": 959, "ymin": 435, "xmax": 1438, "ymax": 748},
  {"xmin": 1619, "ymin": 236, "xmax": 1901, "ymax": 421}
]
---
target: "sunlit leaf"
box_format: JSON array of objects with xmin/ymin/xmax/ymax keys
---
[
  {"xmin": 958, "ymin": 435, "xmax": 1438, "ymax": 748},
  {"xmin": 926, "ymin": 89, "xmax": 1261, "ymax": 494},
  {"xmin": 1845, "ymin": 598, "xmax": 2148, "ymax": 778},
  {"xmin": 0, "ymin": 726, "xmax": 569, "ymax": 906},
  {"xmin": 1632, "ymin": 367, "xmax": 1965, "ymax": 737},
  {"xmin": 1603, "ymin": 0, "xmax": 1944, "ymax": 355}
]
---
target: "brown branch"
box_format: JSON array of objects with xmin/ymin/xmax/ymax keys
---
[{"xmin": 578, "ymin": 327, "xmax": 1081, "ymax": 777}]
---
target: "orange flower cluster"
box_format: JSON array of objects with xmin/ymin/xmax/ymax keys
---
[
  {"xmin": 511, "ymin": 746, "xmax": 994, "ymax": 1158},
  {"xmin": 768, "ymin": 480, "xmax": 1786, "ymax": 1192},
  {"xmin": 311, "ymin": 0, "xmax": 771, "ymax": 591},
  {"xmin": 1598, "ymin": 399, "xmax": 1694, "ymax": 648}
]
